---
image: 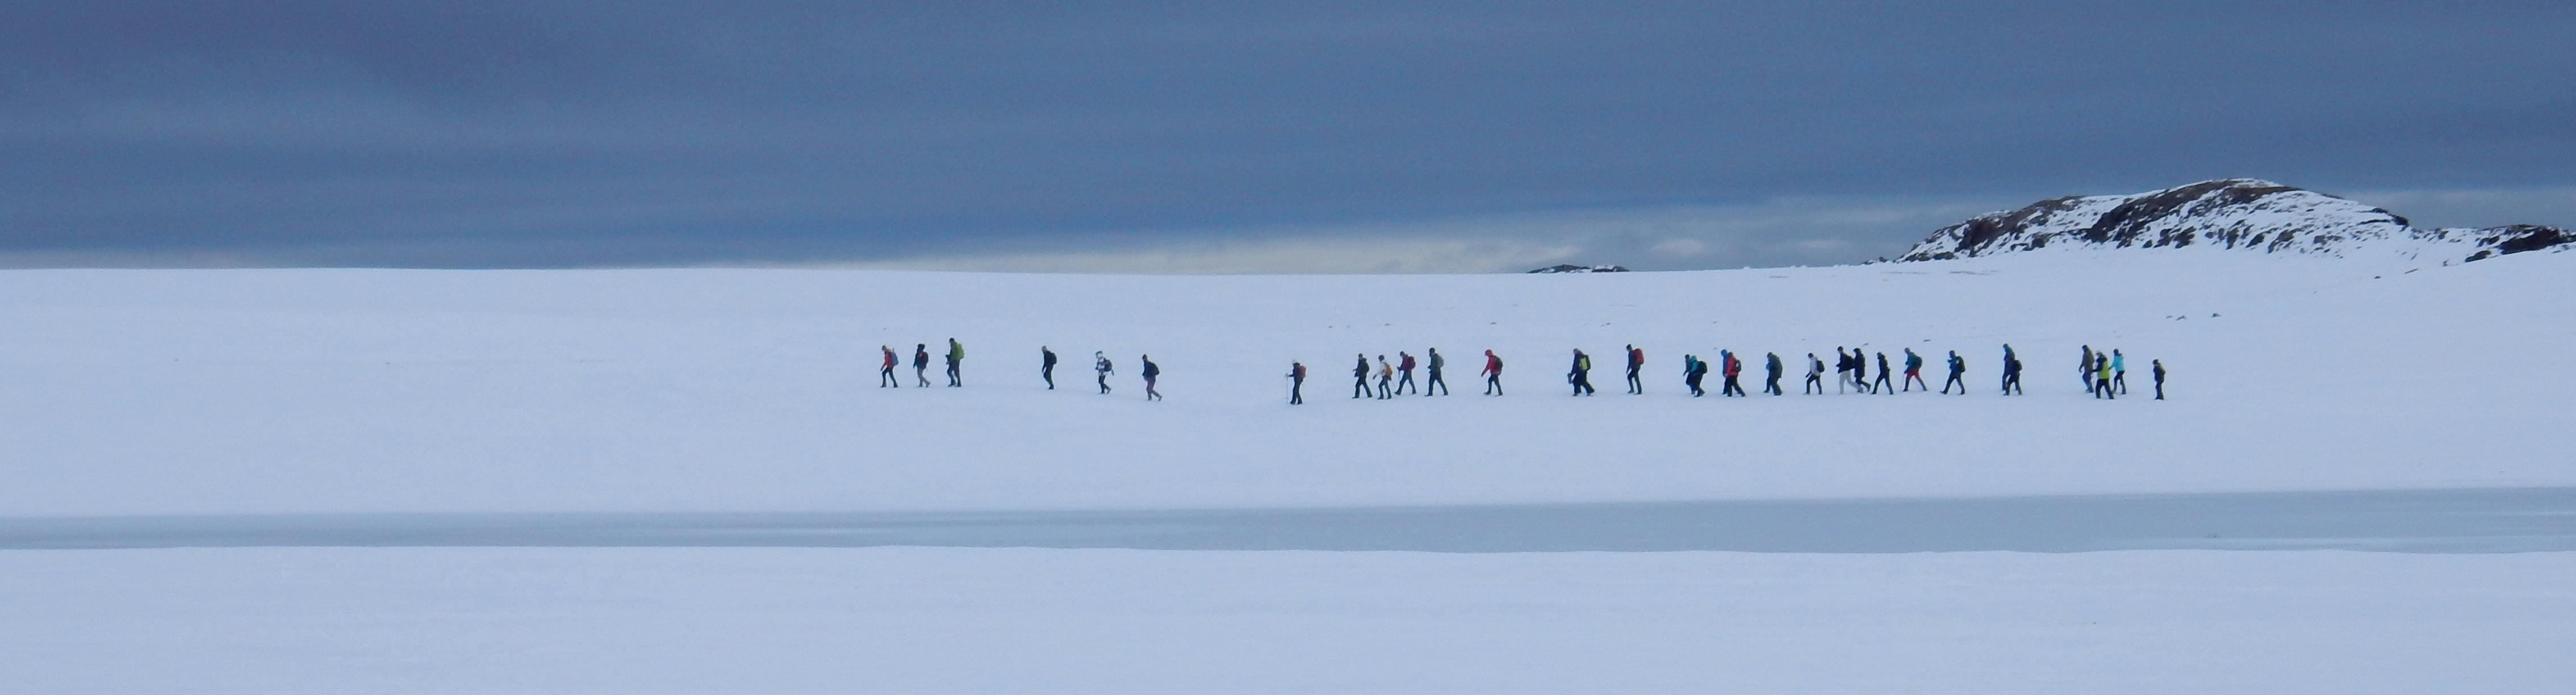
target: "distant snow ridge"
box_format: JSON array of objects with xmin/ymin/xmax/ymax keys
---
[
  {"xmin": 1528, "ymin": 264, "xmax": 1630, "ymax": 274},
  {"xmin": 1898, "ymin": 178, "xmax": 2571, "ymax": 266}
]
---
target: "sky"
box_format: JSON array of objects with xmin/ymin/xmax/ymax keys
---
[{"xmin": 5, "ymin": 2, "xmax": 2573, "ymax": 273}]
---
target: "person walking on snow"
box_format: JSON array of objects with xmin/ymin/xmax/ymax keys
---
[
  {"xmin": 1375, "ymin": 355, "xmax": 1395, "ymax": 399},
  {"xmin": 1424, "ymin": 348, "xmax": 1448, "ymax": 396},
  {"xmin": 2080, "ymin": 345, "xmax": 2096, "ymax": 395},
  {"xmin": 1040, "ymin": 346, "xmax": 1057, "ymax": 390},
  {"xmin": 1482, "ymin": 350, "xmax": 1505, "ymax": 395},
  {"xmin": 1872, "ymin": 352, "xmax": 1895, "ymax": 395},
  {"xmin": 1287, "ymin": 361, "xmax": 1306, "ymax": 404},
  {"xmin": 945, "ymin": 338, "xmax": 965, "ymax": 387},
  {"xmin": 1804, "ymin": 353, "xmax": 1826, "ymax": 394},
  {"xmin": 1625, "ymin": 344, "xmax": 1645, "ymax": 394},
  {"xmin": 1569, "ymin": 349, "xmax": 1596, "ymax": 396},
  {"xmin": 2093, "ymin": 354, "xmax": 2115, "ymax": 399},
  {"xmin": 1941, "ymin": 350, "xmax": 1967, "ymax": 394},
  {"xmin": 913, "ymin": 344, "xmax": 932, "ymax": 387},
  {"xmin": 2001, "ymin": 348, "xmax": 2024, "ymax": 395},
  {"xmin": 1902, "ymin": 349, "xmax": 1927, "ymax": 392},
  {"xmin": 1094, "ymin": 351, "xmax": 1114, "ymax": 394},
  {"xmin": 1721, "ymin": 350, "xmax": 1747, "ymax": 397},
  {"xmin": 2111, "ymin": 349, "xmax": 2128, "ymax": 395},
  {"xmin": 1998, "ymin": 345, "xmax": 2019, "ymax": 393},
  {"xmin": 880, "ymin": 346, "xmax": 900, "ymax": 387},
  {"xmin": 1141, "ymin": 354, "xmax": 1162, "ymax": 401},
  {"xmin": 1858, "ymin": 348, "xmax": 1877, "ymax": 393},
  {"xmin": 1683, "ymin": 354, "xmax": 1707, "ymax": 396},
  {"xmin": 1396, "ymin": 351, "xmax": 1418, "ymax": 395},
  {"xmin": 1764, "ymin": 352, "xmax": 1784, "ymax": 395},
  {"xmin": 1352, "ymin": 354, "xmax": 1371, "ymax": 399},
  {"xmin": 2152, "ymin": 359, "xmax": 2167, "ymax": 400},
  {"xmin": 1834, "ymin": 348, "xmax": 1851, "ymax": 393}
]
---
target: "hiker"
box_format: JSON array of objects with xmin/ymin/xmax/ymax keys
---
[
  {"xmin": 1424, "ymin": 348, "xmax": 1449, "ymax": 396},
  {"xmin": 1763, "ymin": 352, "xmax": 1784, "ymax": 395},
  {"xmin": 1941, "ymin": 350, "xmax": 1966, "ymax": 394},
  {"xmin": 1833, "ymin": 348, "xmax": 1850, "ymax": 393},
  {"xmin": 1569, "ymin": 349, "xmax": 1595, "ymax": 396},
  {"xmin": 1872, "ymin": 352, "xmax": 1895, "ymax": 395},
  {"xmin": 1804, "ymin": 353, "xmax": 1826, "ymax": 394},
  {"xmin": 1482, "ymin": 350, "xmax": 1504, "ymax": 395},
  {"xmin": 880, "ymin": 346, "xmax": 900, "ymax": 387},
  {"xmin": 2111, "ymin": 349, "xmax": 2128, "ymax": 395},
  {"xmin": 1625, "ymin": 344, "xmax": 1645, "ymax": 394},
  {"xmin": 2093, "ymin": 354, "xmax": 2115, "ymax": 399},
  {"xmin": 1141, "ymin": 354, "xmax": 1162, "ymax": 401},
  {"xmin": 1352, "ymin": 354, "xmax": 1371, "ymax": 399},
  {"xmin": 2080, "ymin": 345, "xmax": 2096, "ymax": 394},
  {"xmin": 1902, "ymin": 349, "xmax": 1927, "ymax": 392},
  {"xmin": 1040, "ymin": 346, "xmax": 1057, "ymax": 390},
  {"xmin": 1375, "ymin": 355, "xmax": 1395, "ymax": 399},
  {"xmin": 913, "ymin": 344, "xmax": 931, "ymax": 387},
  {"xmin": 2001, "ymin": 344, "xmax": 2022, "ymax": 395},
  {"xmin": 1396, "ymin": 351, "xmax": 1418, "ymax": 395},
  {"xmin": 1094, "ymin": 351, "xmax": 1114, "ymax": 393},
  {"xmin": 2152, "ymin": 359, "xmax": 2167, "ymax": 400},
  {"xmin": 945, "ymin": 338, "xmax": 965, "ymax": 387},
  {"xmin": 1721, "ymin": 350, "xmax": 1746, "ymax": 397},
  {"xmin": 1287, "ymin": 361, "xmax": 1306, "ymax": 404},
  {"xmin": 1683, "ymin": 354, "xmax": 1707, "ymax": 396},
  {"xmin": 2001, "ymin": 348, "xmax": 2024, "ymax": 395}
]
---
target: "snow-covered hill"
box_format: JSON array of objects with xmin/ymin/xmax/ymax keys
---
[{"xmin": 1898, "ymin": 178, "xmax": 2572, "ymax": 266}]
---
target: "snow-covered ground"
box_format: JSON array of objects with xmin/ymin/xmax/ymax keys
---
[
  {"xmin": 2, "ymin": 249, "xmax": 2567, "ymax": 514},
  {"xmin": 5, "ymin": 249, "xmax": 2570, "ymax": 693},
  {"xmin": 3, "ymin": 547, "xmax": 2571, "ymax": 694}
]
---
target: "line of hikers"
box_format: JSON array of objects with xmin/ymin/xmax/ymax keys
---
[
  {"xmin": 1283, "ymin": 344, "xmax": 2164, "ymax": 404},
  {"xmin": 877, "ymin": 338, "xmax": 969, "ymax": 388},
  {"xmin": 880, "ymin": 340, "xmax": 1166, "ymax": 400},
  {"xmin": 1285, "ymin": 348, "xmax": 1496, "ymax": 404},
  {"xmin": 880, "ymin": 339, "xmax": 2165, "ymax": 404}
]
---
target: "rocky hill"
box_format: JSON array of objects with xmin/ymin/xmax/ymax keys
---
[{"xmin": 1897, "ymin": 179, "xmax": 2570, "ymax": 265}]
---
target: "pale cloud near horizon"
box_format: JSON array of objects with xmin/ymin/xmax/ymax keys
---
[
  {"xmin": 2343, "ymin": 185, "xmax": 2576, "ymax": 231},
  {"xmin": 5, "ymin": 184, "xmax": 2567, "ymax": 274},
  {"xmin": 720, "ymin": 183, "xmax": 2576, "ymax": 275},
  {"xmin": 842, "ymin": 195, "xmax": 2010, "ymax": 274}
]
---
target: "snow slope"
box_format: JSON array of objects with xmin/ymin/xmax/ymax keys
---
[{"xmin": 3, "ymin": 249, "xmax": 2569, "ymax": 516}]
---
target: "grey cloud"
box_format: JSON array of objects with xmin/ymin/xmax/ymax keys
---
[{"xmin": 3, "ymin": 2, "xmax": 2572, "ymax": 270}]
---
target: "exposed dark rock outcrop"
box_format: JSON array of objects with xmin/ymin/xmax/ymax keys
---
[{"xmin": 1528, "ymin": 264, "xmax": 1630, "ymax": 274}]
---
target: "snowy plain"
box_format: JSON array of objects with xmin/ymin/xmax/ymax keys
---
[
  {"xmin": 3, "ymin": 249, "xmax": 2571, "ymax": 693},
  {"xmin": 2, "ymin": 249, "xmax": 2569, "ymax": 515},
  {"xmin": 3, "ymin": 548, "xmax": 2573, "ymax": 694}
]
